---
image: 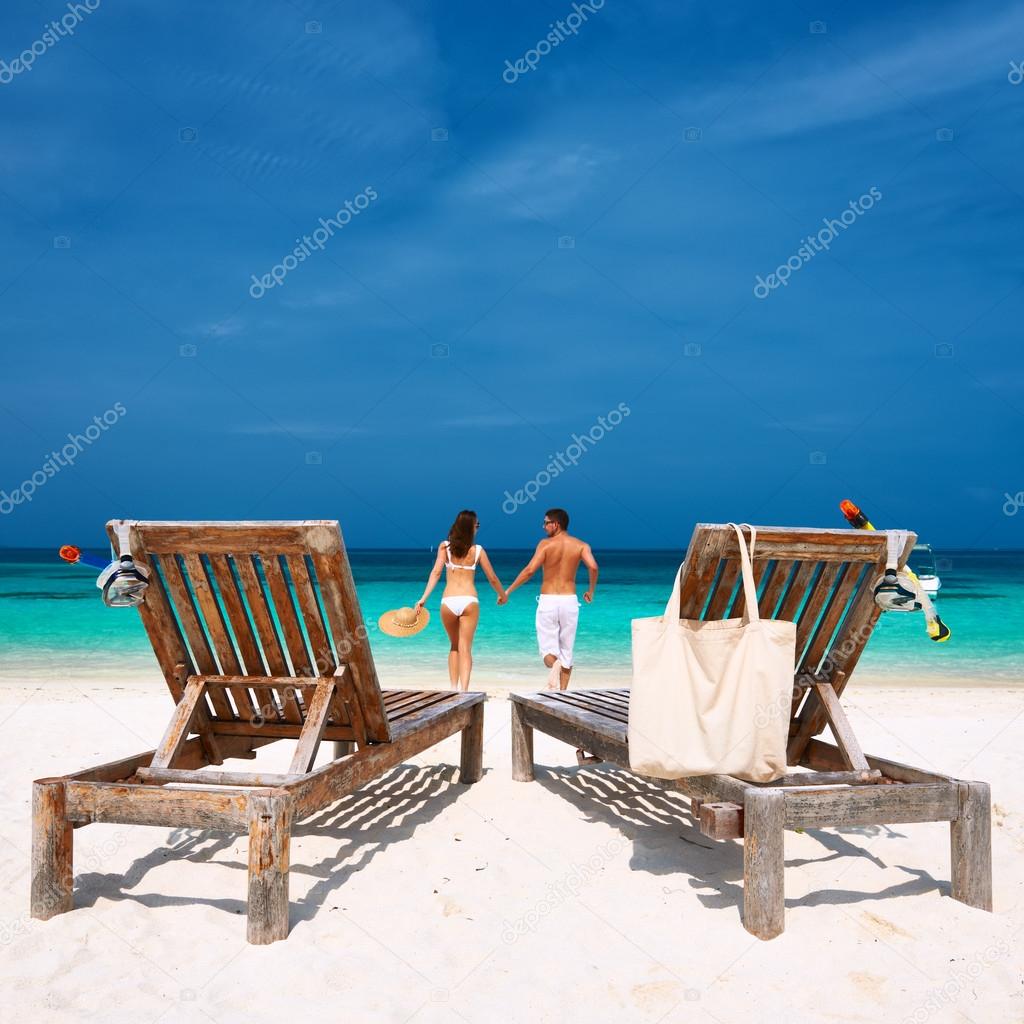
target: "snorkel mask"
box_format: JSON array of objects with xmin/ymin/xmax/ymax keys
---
[
  {"xmin": 872, "ymin": 530, "xmax": 950, "ymax": 641},
  {"xmin": 96, "ymin": 521, "xmax": 150, "ymax": 607}
]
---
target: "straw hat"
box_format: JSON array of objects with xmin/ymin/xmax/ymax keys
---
[{"xmin": 378, "ymin": 605, "xmax": 430, "ymax": 637}]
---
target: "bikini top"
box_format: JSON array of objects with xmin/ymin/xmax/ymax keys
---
[{"xmin": 444, "ymin": 542, "xmax": 480, "ymax": 572}]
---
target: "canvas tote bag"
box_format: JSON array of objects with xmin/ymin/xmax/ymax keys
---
[{"xmin": 628, "ymin": 524, "xmax": 796, "ymax": 783}]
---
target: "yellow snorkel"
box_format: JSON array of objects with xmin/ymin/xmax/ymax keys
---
[{"xmin": 839, "ymin": 500, "xmax": 951, "ymax": 642}]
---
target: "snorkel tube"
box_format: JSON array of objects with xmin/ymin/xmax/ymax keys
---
[
  {"xmin": 839, "ymin": 500, "xmax": 950, "ymax": 642},
  {"xmin": 59, "ymin": 545, "xmax": 109, "ymax": 570}
]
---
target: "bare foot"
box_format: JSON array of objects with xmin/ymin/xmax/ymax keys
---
[
  {"xmin": 546, "ymin": 660, "xmax": 561, "ymax": 690},
  {"xmin": 576, "ymin": 749, "xmax": 602, "ymax": 765}
]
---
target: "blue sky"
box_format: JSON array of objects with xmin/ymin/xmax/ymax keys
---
[{"xmin": 2, "ymin": 0, "xmax": 1023, "ymax": 550}]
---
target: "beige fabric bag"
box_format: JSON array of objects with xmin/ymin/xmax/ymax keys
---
[{"xmin": 628, "ymin": 524, "xmax": 796, "ymax": 783}]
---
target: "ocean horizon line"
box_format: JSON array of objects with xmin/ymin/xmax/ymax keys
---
[{"xmin": 3, "ymin": 545, "xmax": 1024, "ymax": 556}]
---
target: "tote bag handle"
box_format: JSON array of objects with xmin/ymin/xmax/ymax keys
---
[
  {"xmin": 732, "ymin": 523, "xmax": 759, "ymax": 623},
  {"xmin": 663, "ymin": 523, "xmax": 759, "ymax": 622}
]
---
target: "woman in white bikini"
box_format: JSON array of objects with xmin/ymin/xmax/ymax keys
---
[{"xmin": 414, "ymin": 510, "xmax": 507, "ymax": 691}]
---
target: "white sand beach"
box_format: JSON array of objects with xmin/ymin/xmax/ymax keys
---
[{"xmin": 0, "ymin": 679, "xmax": 1020, "ymax": 1024}]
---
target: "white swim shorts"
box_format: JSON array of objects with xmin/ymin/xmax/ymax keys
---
[{"xmin": 536, "ymin": 594, "xmax": 581, "ymax": 667}]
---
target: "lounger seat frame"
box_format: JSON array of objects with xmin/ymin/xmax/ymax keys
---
[
  {"xmin": 510, "ymin": 524, "xmax": 992, "ymax": 939},
  {"xmin": 31, "ymin": 521, "xmax": 484, "ymax": 943}
]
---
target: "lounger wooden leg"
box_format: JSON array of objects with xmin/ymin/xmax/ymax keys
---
[
  {"xmin": 460, "ymin": 703, "xmax": 484, "ymax": 784},
  {"xmin": 31, "ymin": 779, "xmax": 74, "ymax": 921},
  {"xmin": 743, "ymin": 789, "xmax": 785, "ymax": 940},
  {"xmin": 332, "ymin": 741, "xmax": 356, "ymax": 759},
  {"xmin": 247, "ymin": 792, "xmax": 292, "ymax": 944},
  {"xmin": 950, "ymin": 781, "xmax": 993, "ymax": 912},
  {"xmin": 510, "ymin": 701, "xmax": 534, "ymax": 783}
]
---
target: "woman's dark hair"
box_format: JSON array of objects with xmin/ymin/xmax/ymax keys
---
[{"xmin": 447, "ymin": 509, "xmax": 478, "ymax": 558}]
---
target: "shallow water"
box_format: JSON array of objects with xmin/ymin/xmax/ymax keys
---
[{"xmin": 0, "ymin": 548, "xmax": 1021, "ymax": 686}]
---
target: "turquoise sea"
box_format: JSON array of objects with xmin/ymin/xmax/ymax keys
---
[{"xmin": 0, "ymin": 548, "xmax": 1021, "ymax": 687}]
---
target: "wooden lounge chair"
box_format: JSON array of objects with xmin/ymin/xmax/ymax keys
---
[
  {"xmin": 510, "ymin": 524, "xmax": 992, "ymax": 939},
  {"xmin": 31, "ymin": 520, "xmax": 484, "ymax": 943}
]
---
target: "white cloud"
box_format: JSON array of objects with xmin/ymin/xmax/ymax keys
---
[
  {"xmin": 198, "ymin": 316, "xmax": 244, "ymax": 338},
  {"xmin": 701, "ymin": 5, "xmax": 1024, "ymax": 141},
  {"xmin": 281, "ymin": 286, "xmax": 359, "ymax": 310},
  {"xmin": 465, "ymin": 145, "xmax": 618, "ymax": 217},
  {"xmin": 230, "ymin": 421, "xmax": 372, "ymax": 439}
]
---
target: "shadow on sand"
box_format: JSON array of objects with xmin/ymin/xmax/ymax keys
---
[
  {"xmin": 73, "ymin": 762, "xmax": 477, "ymax": 929},
  {"xmin": 534, "ymin": 761, "xmax": 948, "ymax": 922}
]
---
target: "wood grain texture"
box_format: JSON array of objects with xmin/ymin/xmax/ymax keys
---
[
  {"xmin": 510, "ymin": 699, "xmax": 535, "ymax": 782},
  {"xmin": 31, "ymin": 780, "xmax": 73, "ymax": 920},
  {"xmin": 950, "ymin": 782, "xmax": 993, "ymax": 912},
  {"xmin": 287, "ymin": 680, "xmax": 335, "ymax": 775},
  {"xmin": 783, "ymin": 783, "xmax": 958, "ymax": 828},
  {"xmin": 811, "ymin": 677, "xmax": 869, "ymax": 771},
  {"xmin": 743, "ymin": 789, "xmax": 785, "ymax": 939},
  {"xmin": 180, "ymin": 553, "xmax": 254, "ymax": 722},
  {"xmin": 66, "ymin": 781, "xmax": 249, "ymax": 830},
  {"xmin": 137, "ymin": 767, "xmax": 300, "ymax": 787},
  {"xmin": 247, "ymin": 792, "xmax": 292, "ymax": 944},
  {"xmin": 800, "ymin": 739, "xmax": 955, "ymax": 784},
  {"xmin": 700, "ymin": 801, "xmax": 744, "ymax": 840},
  {"xmin": 206, "ymin": 555, "xmax": 277, "ymax": 719},
  {"xmin": 309, "ymin": 546, "xmax": 391, "ymax": 743},
  {"xmin": 288, "ymin": 696, "xmax": 483, "ymax": 819},
  {"xmin": 459, "ymin": 702, "xmax": 484, "ymax": 784},
  {"xmin": 149, "ymin": 676, "xmax": 205, "ymax": 770}
]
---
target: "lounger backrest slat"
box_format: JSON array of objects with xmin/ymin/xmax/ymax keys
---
[
  {"xmin": 676, "ymin": 524, "xmax": 915, "ymax": 745},
  {"xmin": 107, "ymin": 520, "xmax": 392, "ymax": 744}
]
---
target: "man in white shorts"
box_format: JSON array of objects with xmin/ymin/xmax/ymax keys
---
[{"xmin": 506, "ymin": 508, "xmax": 599, "ymax": 693}]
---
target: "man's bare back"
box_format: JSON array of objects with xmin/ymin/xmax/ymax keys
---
[
  {"xmin": 506, "ymin": 525, "xmax": 598, "ymax": 603},
  {"xmin": 537, "ymin": 533, "xmax": 591, "ymax": 595}
]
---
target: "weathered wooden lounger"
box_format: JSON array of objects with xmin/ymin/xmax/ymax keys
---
[
  {"xmin": 510, "ymin": 524, "xmax": 992, "ymax": 939},
  {"xmin": 31, "ymin": 520, "xmax": 484, "ymax": 943}
]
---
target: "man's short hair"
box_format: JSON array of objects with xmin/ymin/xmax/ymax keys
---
[{"xmin": 546, "ymin": 508, "xmax": 569, "ymax": 530}]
